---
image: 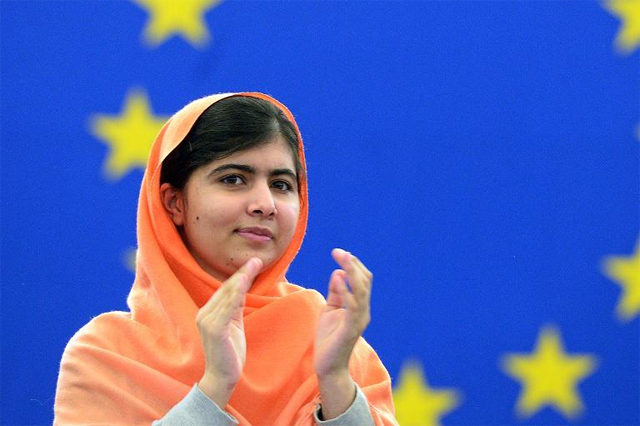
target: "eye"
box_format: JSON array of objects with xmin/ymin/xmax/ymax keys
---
[
  {"xmin": 220, "ymin": 174, "xmax": 245, "ymax": 186},
  {"xmin": 271, "ymin": 180, "xmax": 294, "ymax": 192}
]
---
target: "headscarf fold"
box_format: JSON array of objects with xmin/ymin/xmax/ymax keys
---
[{"xmin": 54, "ymin": 92, "xmax": 397, "ymax": 426}]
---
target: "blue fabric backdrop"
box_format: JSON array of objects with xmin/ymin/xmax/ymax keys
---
[{"xmin": 1, "ymin": 1, "xmax": 638, "ymax": 425}]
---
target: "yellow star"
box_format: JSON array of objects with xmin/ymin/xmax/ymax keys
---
[
  {"xmin": 501, "ymin": 326, "xmax": 597, "ymax": 420},
  {"xmin": 132, "ymin": 0, "xmax": 221, "ymax": 48},
  {"xmin": 604, "ymin": 0, "xmax": 640, "ymax": 54},
  {"xmin": 90, "ymin": 89, "xmax": 167, "ymax": 180},
  {"xmin": 393, "ymin": 361, "xmax": 461, "ymax": 426},
  {"xmin": 602, "ymin": 239, "xmax": 640, "ymax": 321}
]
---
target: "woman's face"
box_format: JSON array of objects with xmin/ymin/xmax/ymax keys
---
[{"xmin": 161, "ymin": 136, "xmax": 300, "ymax": 282}]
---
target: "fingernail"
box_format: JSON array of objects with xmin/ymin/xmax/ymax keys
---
[
  {"xmin": 254, "ymin": 258, "xmax": 263, "ymax": 270},
  {"xmin": 247, "ymin": 258, "xmax": 258, "ymax": 271}
]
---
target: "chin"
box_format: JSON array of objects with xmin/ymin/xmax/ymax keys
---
[
  {"xmin": 208, "ymin": 251, "xmax": 280, "ymax": 277},
  {"xmin": 250, "ymin": 253, "xmax": 275, "ymax": 269},
  {"xmin": 227, "ymin": 253, "xmax": 270, "ymax": 270}
]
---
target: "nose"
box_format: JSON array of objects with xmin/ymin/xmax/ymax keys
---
[{"xmin": 247, "ymin": 181, "xmax": 276, "ymax": 217}]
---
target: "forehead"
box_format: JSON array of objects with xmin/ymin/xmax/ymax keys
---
[{"xmin": 213, "ymin": 137, "xmax": 297, "ymax": 168}]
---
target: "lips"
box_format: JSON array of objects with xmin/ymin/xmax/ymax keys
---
[{"xmin": 236, "ymin": 227, "xmax": 274, "ymax": 243}]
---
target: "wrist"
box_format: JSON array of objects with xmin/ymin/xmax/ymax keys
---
[
  {"xmin": 198, "ymin": 374, "xmax": 237, "ymax": 409},
  {"xmin": 317, "ymin": 369, "xmax": 351, "ymax": 387},
  {"xmin": 317, "ymin": 371, "xmax": 356, "ymax": 420}
]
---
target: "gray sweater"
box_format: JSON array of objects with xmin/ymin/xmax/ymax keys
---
[{"xmin": 153, "ymin": 384, "xmax": 375, "ymax": 426}]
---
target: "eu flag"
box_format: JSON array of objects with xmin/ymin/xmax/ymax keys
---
[{"xmin": 1, "ymin": 1, "xmax": 638, "ymax": 424}]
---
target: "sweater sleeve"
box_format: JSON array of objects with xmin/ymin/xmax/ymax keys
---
[
  {"xmin": 154, "ymin": 383, "xmax": 373, "ymax": 426},
  {"xmin": 313, "ymin": 385, "xmax": 374, "ymax": 426},
  {"xmin": 152, "ymin": 385, "xmax": 239, "ymax": 426}
]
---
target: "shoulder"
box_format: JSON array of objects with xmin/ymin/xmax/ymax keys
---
[
  {"xmin": 58, "ymin": 309, "xmax": 169, "ymax": 383},
  {"xmin": 62, "ymin": 310, "xmax": 143, "ymax": 356}
]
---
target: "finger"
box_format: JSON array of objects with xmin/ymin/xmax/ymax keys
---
[
  {"xmin": 351, "ymin": 256, "xmax": 373, "ymax": 288},
  {"xmin": 333, "ymin": 269, "xmax": 357, "ymax": 309},
  {"xmin": 330, "ymin": 250, "xmax": 371, "ymax": 333},
  {"xmin": 229, "ymin": 257, "xmax": 263, "ymax": 292},
  {"xmin": 336, "ymin": 277, "xmax": 357, "ymax": 314},
  {"xmin": 200, "ymin": 270, "xmax": 256, "ymax": 328},
  {"xmin": 338, "ymin": 261, "xmax": 371, "ymax": 330},
  {"xmin": 349, "ymin": 255, "xmax": 373, "ymax": 305},
  {"xmin": 217, "ymin": 257, "xmax": 262, "ymax": 317},
  {"xmin": 331, "ymin": 249, "xmax": 370, "ymax": 301},
  {"xmin": 331, "ymin": 248, "xmax": 365, "ymax": 281},
  {"xmin": 326, "ymin": 269, "xmax": 347, "ymax": 309},
  {"xmin": 331, "ymin": 248, "xmax": 351, "ymax": 269},
  {"xmin": 325, "ymin": 276, "xmax": 362, "ymax": 335},
  {"xmin": 200, "ymin": 257, "xmax": 262, "ymax": 314},
  {"xmin": 202, "ymin": 294, "xmax": 241, "ymax": 327},
  {"xmin": 197, "ymin": 289, "xmax": 239, "ymax": 333}
]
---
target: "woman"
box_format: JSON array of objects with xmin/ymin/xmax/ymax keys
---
[{"xmin": 54, "ymin": 93, "xmax": 397, "ymax": 425}]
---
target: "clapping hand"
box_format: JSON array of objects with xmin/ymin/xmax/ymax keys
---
[
  {"xmin": 197, "ymin": 257, "xmax": 262, "ymax": 408},
  {"xmin": 314, "ymin": 249, "xmax": 373, "ymax": 419}
]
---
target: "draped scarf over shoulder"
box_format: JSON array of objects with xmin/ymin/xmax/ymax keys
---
[{"xmin": 54, "ymin": 93, "xmax": 397, "ymax": 426}]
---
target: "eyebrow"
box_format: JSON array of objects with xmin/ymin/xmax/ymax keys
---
[{"xmin": 208, "ymin": 163, "xmax": 298, "ymax": 181}]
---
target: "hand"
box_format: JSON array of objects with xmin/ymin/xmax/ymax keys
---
[
  {"xmin": 197, "ymin": 257, "xmax": 262, "ymax": 408},
  {"xmin": 314, "ymin": 249, "xmax": 372, "ymax": 419}
]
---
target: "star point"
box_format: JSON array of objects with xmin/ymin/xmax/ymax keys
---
[
  {"xmin": 393, "ymin": 361, "xmax": 461, "ymax": 426},
  {"xmin": 501, "ymin": 325, "xmax": 597, "ymax": 420},
  {"xmin": 132, "ymin": 0, "xmax": 222, "ymax": 48},
  {"xmin": 602, "ymin": 239, "xmax": 640, "ymax": 321},
  {"xmin": 604, "ymin": 0, "xmax": 640, "ymax": 54},
  {"xmin": 90, "ymin": 89, "xmax": 167, "ymax": 180}
]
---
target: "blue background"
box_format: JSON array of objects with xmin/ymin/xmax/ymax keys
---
[{"xmin": 1, "ymin": 1, "xmax": 638, "ymax": 425}]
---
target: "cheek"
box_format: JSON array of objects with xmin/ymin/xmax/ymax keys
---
[
  {"xmin": 278, "ymin": 201, "xmax": 300, "ymax": 234},
  {"xmin": 187, "ymin": 194, "xmax": 237, "ymax": 227},
  {"xmin": 199, "ymin": 211, "xmax": 235, "ymax": 235}
]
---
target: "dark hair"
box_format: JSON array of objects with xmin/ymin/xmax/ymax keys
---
[{"xmin": 161, "ymin": 96, "xmax": 302, "ymax": 190}]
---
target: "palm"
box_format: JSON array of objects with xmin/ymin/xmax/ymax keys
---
[
  {"xmin": 215, "ymin": 312, "xmax": 246, "ymax": 383},
  {"xmin": 315, "ymin": 306, "xmax": 354, "ymax": 376}
]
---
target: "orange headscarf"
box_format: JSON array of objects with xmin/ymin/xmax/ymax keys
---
[{"xmin": 54, "ymin": 93, "xmax": 397, "ymax": 426}]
